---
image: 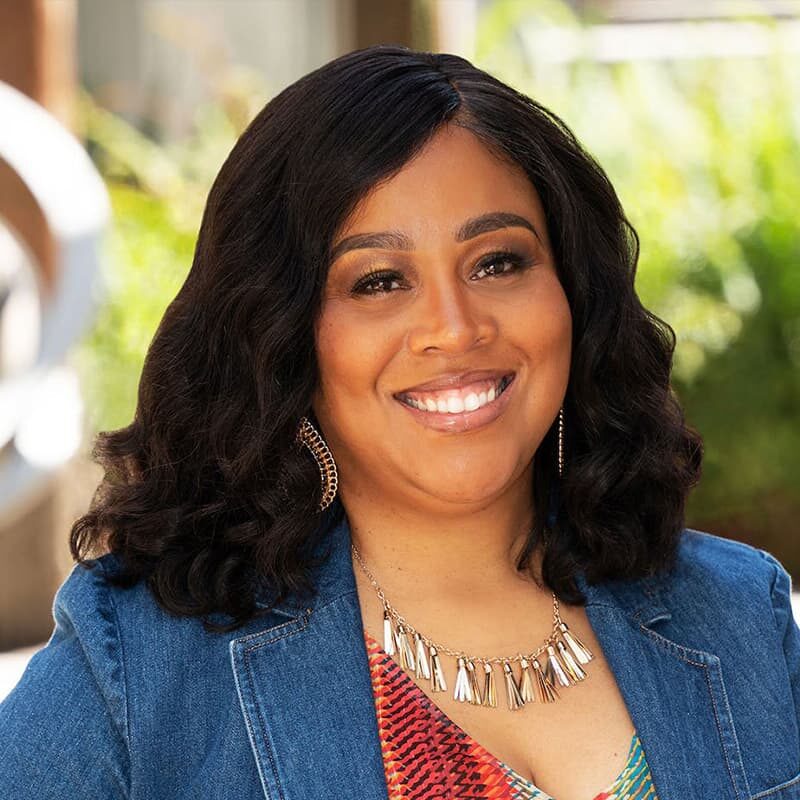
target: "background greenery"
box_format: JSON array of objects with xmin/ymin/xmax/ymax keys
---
[
  {"xmin": 475, "ymin": 2, "xmax": 800, "ymax": 566},
  {"xmin": 72, "ymin": 1, "xmax": 800, "ymax": 571}
]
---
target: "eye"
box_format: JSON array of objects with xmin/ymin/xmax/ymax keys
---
[
  {"xmin": 350, "ymin": 269, "xmax": 406, "ymax": 296},
  {"xmin": 472, "ymin": 249, "xmax": 534, "ymax": 281},
  {"xmin": 349, "ymin": 249, "xmax": 535, "ymax": 297}
]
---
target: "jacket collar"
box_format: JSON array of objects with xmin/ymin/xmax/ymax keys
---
[{"xmin": 231, "ymin": 511, "xmax": 748, "ymax": 800}]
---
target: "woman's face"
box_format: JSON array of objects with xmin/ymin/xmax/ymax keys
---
[{"xmin": 312, "ymin": 124, "xmax": 572, "ymax": 511}]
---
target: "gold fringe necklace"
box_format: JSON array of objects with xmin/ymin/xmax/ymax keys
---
[{"xmin": 351, "ymin": 542, "xmax": 595, "ymax": 711}]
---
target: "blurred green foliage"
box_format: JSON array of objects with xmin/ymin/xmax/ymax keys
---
[
  {"xmin": 477, "ymin": 1, "xmax": 800, "ymax": 560},
  {"xmin": 73, "ymin": 3, "xmax": 799, "ymax": 565},
  {"xmin": 72, "ymin": 76, "xmax": 268, "ymax": 435}
]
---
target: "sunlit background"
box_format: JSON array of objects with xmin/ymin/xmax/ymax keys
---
[{"xmin": 2, "ymin": 0, "xmax": 799, "ymax": 699}]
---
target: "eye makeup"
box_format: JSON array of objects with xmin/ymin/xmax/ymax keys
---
[{"xmin": 349, "ymin": 247, "xmax": 537, "ymax": 297}]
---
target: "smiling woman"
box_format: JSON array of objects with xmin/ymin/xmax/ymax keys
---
[
  {"xmin": 316, "ymin": 126, "xmax": 571, "ymax": 453},
  {"xmin": 1, "ymin": 44, "xmax": 798, "ymax": 800}
]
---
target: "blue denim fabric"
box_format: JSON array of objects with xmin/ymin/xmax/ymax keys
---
[{"xmin": 1, "ymin": 514, "xmax": 798, "ymax": 800}]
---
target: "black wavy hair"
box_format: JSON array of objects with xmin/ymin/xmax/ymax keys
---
[{"xmin": 70, "ymin": 44, "xmax": 703, "ymax": 632}]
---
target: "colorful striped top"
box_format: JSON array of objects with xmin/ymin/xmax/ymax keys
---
[{"xmin": 364, "ymin": 629, "xmax": 659, "ymax": 799}]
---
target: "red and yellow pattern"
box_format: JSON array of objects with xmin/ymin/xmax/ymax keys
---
[{"xmin": 364, "ymin": 629, "xmax": 659, "ymax": 799}]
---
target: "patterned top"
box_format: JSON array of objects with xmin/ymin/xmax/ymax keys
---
[{"xmin": 364, "ymin": 629, "xmax": 659, "ymax": 799}]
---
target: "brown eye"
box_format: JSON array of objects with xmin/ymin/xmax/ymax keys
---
[
  {"xmin": 351, "ymin": 269, "xmax": 405, "ymax": 296},
  {"xmin": 472, "ymin": 250, "xmax": 534, "ymax": 281}
]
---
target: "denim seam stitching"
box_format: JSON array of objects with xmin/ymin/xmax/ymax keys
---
[
  {"xmin": 233, "ymin": 616, "xmax": 305, "ymax": 646},
  {"xmin": 244, "ymin": 617, "xmax": 310, "ymax": 652},
  {"xmin": 637, "ymin": 625, "xmax": 707, "ymax": 665},
  {"xmin": 761, "ymin": 550, "xmax": 783, "ymax": 638},
  {"xmin": 639, "ymin": 623, "xmax": 744, "ymax": 796},
  {"xmin": 251, "ymin": 591, "xmax": 355, "ymax": 629},
  {"xmin": 230, "ymin": 644, "xmax": 275, "ymax": 800},
  {"xmin": 749, "ymin": 770, "xmax": 800, "ymax": 799},
  {"xmin": 702, "ymin": 660, "xmax": 746, "ymax": 800},
  {"xmin": 243, "ymin": 647, "xmax": 286, "ymax": 800},
  {"xmin": 95, "ymin": 559, "xmax": 133, "ymax": 794},
  {"xmin": 235, "ymin": 615, "xmax": 311, "ymax": 800},
  {"xmin": 712, "ymin": 657, "xmax": 750, "ymax": 800}
]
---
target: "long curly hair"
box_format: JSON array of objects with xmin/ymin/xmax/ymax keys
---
[{"xmin": 70, "ymin": 44, "xmax": 703, "ymax": 633}]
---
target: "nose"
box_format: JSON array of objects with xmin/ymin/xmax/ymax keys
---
[{"xmin": 406, "ymin": 277, "xmax": 497, "ymax": 355}]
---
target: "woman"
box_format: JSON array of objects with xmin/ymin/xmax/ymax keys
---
[{"xmin": 1, "ymin": 44, "xmax": 798, "ymax": 800}]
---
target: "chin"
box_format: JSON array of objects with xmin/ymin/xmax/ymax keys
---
[{"xmin": 417, "ymin": 471, "xmax": 519, "ymax": 506}]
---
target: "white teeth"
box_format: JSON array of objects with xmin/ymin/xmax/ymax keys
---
[
  {"xmin": 400, "ymin": 375, "xmax": 511, "ymax": 414},
  {"xmin": 447, "ymin": 396, "xmax": 464, "ymax": 413}
]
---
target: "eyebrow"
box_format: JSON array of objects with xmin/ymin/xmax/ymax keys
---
[{"xmin": 329, "ymin": 211, "xmax": 542, "ymax": 264}]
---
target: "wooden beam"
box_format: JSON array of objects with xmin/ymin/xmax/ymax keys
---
[{"xmin": 0, "ymin": 0, "xmax": 77, "ymax": 292}]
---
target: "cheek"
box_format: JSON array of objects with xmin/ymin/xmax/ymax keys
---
[
  {"xmin": 510, "ymin": 280, "xmax": 572, "ymax": 363},
  {"xmin": 315, "ymin": 305, "xmax": 397, "ymax": 403}
]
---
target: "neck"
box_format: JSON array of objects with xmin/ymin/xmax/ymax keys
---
[
  {"xmin": 339, "ymin": 484, "xmax": 557, "ymax": 659},
  {"xmin": 340, "ymin": 483, "xmax": 546, "ymax": 608}
]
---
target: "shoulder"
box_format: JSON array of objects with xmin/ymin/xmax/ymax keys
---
[
  {"xmin": 660, "ymin": 526, "xmax": 793, "ymax": 643},
  {"xmin": 44, "ymin": 554, "xmax": 167, "ymax": 730},
  {"xmin": 32, "ymin": 552, "xmax": 243, "ymax": 734},
  {"xmin": 54, "ymin": 552, "xmax": 166, "ymax": 641},
  {"xmin": 54, "ymin": 552, "xmax": 231, "ymax": 663},
  {"xmin": 671, "ymin": 525, "xmax": 788, "ymax": 594},
  {"xmin": 0, "ymin": 554, "xmax": 137, "ymax": 795}
]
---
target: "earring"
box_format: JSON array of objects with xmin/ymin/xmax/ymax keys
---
[
  {"xmin": 547, "ymin": 406, "xmax": 565, "ymax": 530},
  {"xmin": 557, "ymin": 405, "xmax": 564, "ymax": 478},
  {"xmin": 295, "ymin": 416, "xmax": 339, "ymax": 511}
]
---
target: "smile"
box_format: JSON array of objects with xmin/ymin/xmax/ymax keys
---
[{"xmin": 393, "ymin": 373, "xmax": 516, "ymax": 433}]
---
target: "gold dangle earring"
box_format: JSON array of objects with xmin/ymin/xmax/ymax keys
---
[
  {"xmin": 546, "ymin": 406, "xmax": 565, "ymax": 532},
  {"xmin": 295, "ymin": 416, "xmax": 339, "ymax": 511},
  {"xmin": 557, "ymin": 405, "xmax": 564, "ymax": 478}
]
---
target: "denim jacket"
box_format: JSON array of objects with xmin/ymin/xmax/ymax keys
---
[{"xmin": 1, "ymin": 514, "xmax": 799, "ymax": 800}]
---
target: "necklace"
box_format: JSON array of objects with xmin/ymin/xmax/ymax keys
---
[{"xmin": 351, "ymin": 541, "xmax": 595, "ymax": 711}]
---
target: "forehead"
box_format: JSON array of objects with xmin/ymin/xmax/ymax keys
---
[{"xmin": 335, "ymin": 124, "xmax": 547, "ymax": 244}]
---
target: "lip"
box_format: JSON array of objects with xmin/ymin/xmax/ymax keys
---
[
  {"xmin": 396, "ymin": 369, "xmax": 515, "ymax": 394},
  {"xmin": 394, "ymin": 373, "xmax": 517, "ymax": 434}
]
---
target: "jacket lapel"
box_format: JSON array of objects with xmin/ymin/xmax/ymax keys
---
[
  {"xmin": 231, "ymin": 514, "xmax": 748, "ymax": 800},
  {"xmin": 229, "ymin": 513, "xmax": 389, "ymax": 800},
  {"xmin": 575, "ymin": 573, "xmax": 750, "ymax": 800}
]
